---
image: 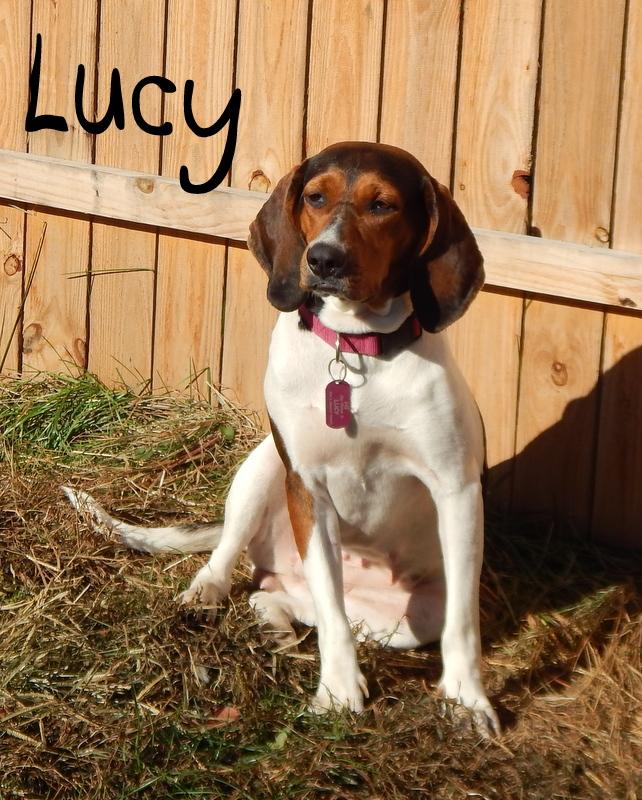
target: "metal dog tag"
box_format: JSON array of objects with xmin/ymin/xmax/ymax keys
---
[{"xmin": 326, "ymin": 380, "xmax": 352, "ymax": 428}]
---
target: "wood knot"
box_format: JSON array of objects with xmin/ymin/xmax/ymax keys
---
[
  {"xmin": 74, "ymin": 338, "xmax": 87, "ymax": 364},
  {"xmin": 594, "ymin": 226, "xmax": 610, "ymax": 244},
  {"xmin": 23, "ymin": 322, "xmax": 43, "ymax": 354},
  {"xmin": 249, "ymin": 170, "xmax": 271, "ymax": 193},
  {"xmin": 135, "ymin": 177, "xmax": 155, "ymax": 194},
  {"xmin": 511, "ymin": 170, "xmax": 531, "ymax": 200},
  {"xmin": 551, "ymin": 361, "xmax": 568, "ymax": 387},
  {"xmin": 4, "ymin": 254, "xmax": 22, "ymax": 275},
  {"xmin": 619, "ymin": 296, "xmax": 637, "ymax": 308}
]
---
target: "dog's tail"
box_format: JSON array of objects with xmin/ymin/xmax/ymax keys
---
[{"xmin": 61, "ymin": 486, "xmax": 222, "ymax": 554}]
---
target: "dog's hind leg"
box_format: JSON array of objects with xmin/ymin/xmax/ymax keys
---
[
  {"xmin": 249, "ymin": 590, "xmax": 300, "ymax": 649},
  {"xmin": 179, "ymin": 435, "xmax": 285, "ymax": 618}
]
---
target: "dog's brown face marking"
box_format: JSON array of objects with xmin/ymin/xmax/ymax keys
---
[
  {"xmin": 299, "ymin": 168, "xmax": 347, "ymax": 242},
  {"xmin": 297, "ymin": 165, "xmax": 425, "ymax": 307}
]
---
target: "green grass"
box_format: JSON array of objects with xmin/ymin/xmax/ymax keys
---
[
  {"xmin": 0, "ymin": 374, "xmax": 640, "ymax": 799},
  {"xmin": 0, "ymin": 372, "xmax": 134, "ymax": 451}
]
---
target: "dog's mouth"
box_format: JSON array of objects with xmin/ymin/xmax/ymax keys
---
[
  {"xmin": 306, "ymin": 281, "xmax": 380, "ymax": 308},
  {"xmin": 303, "ymin": 271, "xmax": 364, "ymax": 302},
  {"xmin": 306, "ymin": 278, "xmax": 345, "ymax": 297}
]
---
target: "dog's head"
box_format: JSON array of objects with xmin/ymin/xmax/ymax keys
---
[{"xmin": 247, "ymin": 141, "xmax": 484, "ymax": 332}]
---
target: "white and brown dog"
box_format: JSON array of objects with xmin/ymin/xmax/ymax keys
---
[{"xmin": 64, "ymin": 141, "xmax": 499, "ymax": 734}]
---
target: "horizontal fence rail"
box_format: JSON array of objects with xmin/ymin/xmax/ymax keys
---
[{"xmin": 1, "ymin": 149, "xmax": 641, "ymax": 313}]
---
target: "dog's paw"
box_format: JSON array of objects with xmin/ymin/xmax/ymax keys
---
[
  {"xmin": 437, "ymin": 677, "xmax": 501, "ymax": 738},
  {"xmin": 248, "ymin": 591, "xmax": 300, "ymax": 651},
  {"xmin": 179, "ymin": 565, "xmax": 228, "ymax": 621},
  {"xmin": 308, "ymin": 670, "xmax": 369, "ymax": 714}
]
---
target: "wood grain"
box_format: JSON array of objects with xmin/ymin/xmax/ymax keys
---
[
  {"xmin": 449, "ymin": 0, "xmax": 541, "ymax": 504},
  {"xmin": 154, "ymin": 0, "xmax": 235, "ymax": 395},
  {"xmin": 22, "ymin": 0, "xmax": 96, "ymax": 377},
  {"xmin": 0, "ymin": 150, "xmax": 264, "ymax": 240},
  {"xmin": 379, "ymin": 0, "xmax": 461, "ymax": 182},
  {"xmin": 454, "ymin": 0, "xmax": 540, "ymax": 234},
  {"xmin": 306, "ymin": 0, "xmax": 384, "ymax": 154},
  {"xmin": 89, "ymin": 0, "xmax": 164, "ymax": 387},
  {"xmin": 220, "ymin": 0, "xmax": 309, "ymax": 421},
  {"xmin": 592, "ymin": 2, "xmax": 642, "ymax": 548},
  {"xmin": 0, "ymin": 1, "xmax": 30, "ymax": 374},
  {"xmin": 513, "ymin": 0, "xmax": 626, "ymax": 530},
  {"xmin": 477, "ymin": 229, "xmax": 642, "ymax": 310},
  {"xmin": 531, "ymin": 2, "xmax": 625, "ymax": 247}
]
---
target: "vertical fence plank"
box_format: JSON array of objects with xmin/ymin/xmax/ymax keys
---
[
  {"xmin": 22, "ymin": 0, "xmax": 96, "ymax": 377},
  {"xmin": 592, "ymin": 314, "xmax": 642, "ymax": 548},
  {"xmin": 0, "ymin": 2, "xmax": 30, "ymax": 374},
  {"xmin": 306, "ymin": 0, "xmax": 384, "ymax": 154},
  {"xmin": 89, "ymin": 0, "xmax": 165, "ymax": 387},
  {"xmin": 453, "ymin": 0, "xmax": 541, "ymax": 234},
  {"xmin": 379, "ymin": 0, "xmax": 460, "ymax": 183},
  {"xmin": 154, "ymin": 0, "xmax": 236, "ymax": 396},
  {"xmin": 220, "ymin": 0, "xmax": 309, "ymax": 419},
  {"xmin": 448, "ymin": 0, "xmax": 541, "ymax": 505},
  {"xmin": 513, "ymin": 0, "xmax": 626, "ymax": 529},
  {"xmin": 592, "ymin": 3, "xmax": 642, "ymax": 548}
]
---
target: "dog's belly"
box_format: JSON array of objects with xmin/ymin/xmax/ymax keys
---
[
  {"xmin": 256, "ymin": 561, "xmax": 445, "ymax": 648},
  {"xmin": 326, "ymin": 464, "xmax": 443, "ymax": 584}
]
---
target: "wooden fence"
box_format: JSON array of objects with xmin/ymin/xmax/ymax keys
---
[{"xmin": 0, "ymin": 0, "xmax": 640, "ymax": 549}]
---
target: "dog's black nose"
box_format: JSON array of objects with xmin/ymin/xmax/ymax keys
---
[{"xmin": 306, "ymin": 242, "xmax": 347, "ymax": 278}]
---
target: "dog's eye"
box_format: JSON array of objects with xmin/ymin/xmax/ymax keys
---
[
  {"xmin": 305, "ymin": 193, "xmax": 326, "ymax": 208},
  {"xmin": 370, "ymin": 199, "xmax": 395, "ymax": 214}
]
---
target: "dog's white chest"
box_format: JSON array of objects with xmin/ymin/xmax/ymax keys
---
[
  {"xmin": 262, "ymin": 310, "xmax": 480, "ymax": 582},
  {"xmin": 264, "ymin": 310, "xmax": 482, "ymax": 472}
]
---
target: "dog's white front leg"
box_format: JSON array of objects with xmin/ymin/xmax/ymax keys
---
[
  {"xmin": 288, "ymin": 479, "xmax": 367, "ymax": 713},
  {"xmin": 431, "ymin": 480, "xmax": 500, "ymax": 734}
]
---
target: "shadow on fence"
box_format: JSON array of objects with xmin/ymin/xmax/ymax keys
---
[{"xmin": 486, "ymin": 344, "xmax": 642, "ymax": 551}]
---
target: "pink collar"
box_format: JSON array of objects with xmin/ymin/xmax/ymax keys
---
[{"xmin": 298, "ymin": 304, "xmax": 422, "ymax": 357}]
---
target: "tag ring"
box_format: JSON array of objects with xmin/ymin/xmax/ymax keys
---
[{"xmin": 328, "ymin": 357, "xmax": 347, "ymax": 382}]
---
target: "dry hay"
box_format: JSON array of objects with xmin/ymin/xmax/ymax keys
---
[{"xmin": 1, "ymin": 374, "xmax": 640, "ymax": 799}]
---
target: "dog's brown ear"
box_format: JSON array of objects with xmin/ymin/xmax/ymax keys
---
[
  {"xmin": 409, "ymin": 177, "xmax": 484, "ymax": 332},
  {"xmin": 247, "ymin": 163, "xmax": 308, "ymax": 312}
]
